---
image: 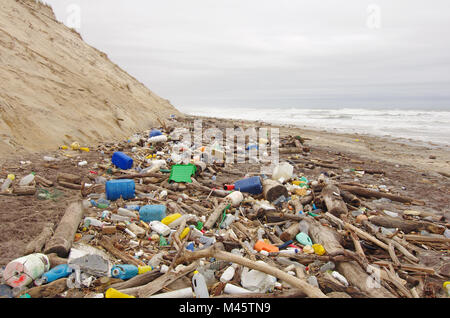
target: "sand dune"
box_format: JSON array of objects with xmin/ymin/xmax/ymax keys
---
[{"xmin": 0, "ymin": 0, "xmax": 180, "ymax": 157}]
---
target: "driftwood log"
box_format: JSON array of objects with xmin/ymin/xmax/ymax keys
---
[
  {"xmin": 24, "ymin": 222, "xmax": 54, "ymax": 255},
  {"xmin": 338, "ymin": 185, "xmax": 425, "ymax": 205},
  {"xmin": 321, "ymin": 184, "xmax": 348, "ymax": 217},
  {"xmin": 56, "ymin": 173, "xmax": 81, "ymax": 184},
  {"xmin": 44, "ymin": 201, "xmax": 85, "ymax": 257},
  {"xmin": 12, "ymin": 186, "xmax": 36, "ymax": 195},
  {"xmin": 17, "ymin": 278, "xmax": 68, "ymax": 298},
  {"xmin": 369, "ymin": 215, "xmax": 446, "ymax": 234},
  {"xmin": 204, "ymin": 198, "xmax": 232, "ymax": 230},
  {"xmin": 262, "ymin": 179, "xmax": 288, "ymax": 202},
  {"xmin": 280, "ymin": 223, "xmax": 300, "ymax": 242}
]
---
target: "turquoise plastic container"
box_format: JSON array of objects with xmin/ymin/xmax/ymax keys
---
[
  {"xmin": 111, "ymin": 265, "xmax": 138, "ymax": 280},
  {"xmin": 139, "ymin": 205, "xmax": 166, "ymax": 223},
  {"xmin": 105, "ymin": 179, "xmax": 135, "ymax": 201},
  {"xmin": 296, "ymin": 232, "xmax": 313, "ymax": 246},
  {"xmin": 42, "ymin": 264, "xmax": 73, "ymax": 283}
]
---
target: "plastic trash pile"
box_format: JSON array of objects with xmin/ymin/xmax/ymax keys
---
[{"xmin": 0, "ymin": 116, "xmax": 449, "ymax": 299}]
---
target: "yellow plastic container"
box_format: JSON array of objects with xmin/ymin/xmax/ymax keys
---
[
  {"xmin": 80, "ymin": 147, "xmax": 90, "ymax": 152},
  {"xmin": 161, "ymin": 213, "xmax": 182, "ymax": 226},
  {"xmin": 105, "ymin": 288, "xmax": 135, "ymax": 298},
  {"xmin": 138, "ymin": 266, "xmax": 153, "ymax": 275},
  {"xmin": 180, "ymin": 227, "xmax": 190, "ymax": 240},
  {"xmin": 71, "ymin": 142, "xmax": 80, "ymax": 150},
  {"xmin": 443, "ymin": 281, "xmax": 450, "ymax": 296},
  {"xmin": 7, "ymin": 174, "xmax": 15, "ymax": 181},
  {"xmin": 60, "ymin": 145, "xmax": 68, "ymax": 150},
  {"xmin": 312, "ymin": 244, "xmax": 326, "ymax": 256}
]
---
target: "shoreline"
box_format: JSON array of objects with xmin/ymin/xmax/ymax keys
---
[
  {"xmin": 188, "ymin": 114, "xmax": 450, "ymax": 177},
  {"xmin": 2, "ymin": 113, "xmax": 450, "ymax": 177}
]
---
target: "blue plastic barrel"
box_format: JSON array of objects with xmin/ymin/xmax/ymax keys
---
[
  {"xmin": 234, "ymin": 176, "xmax": 263, "ymax": 194},
  {"xmin": 149, "ymin": 129, "xmax": 163, "ymax": 137},
  {"xmin": 111, "ymin": 152, "xmax": 133, "ymax": 170},
  {"xmin": 139, "ymin": 205, "xmax": 166, "ymax": 223},
  {"xmin": 105, "ymin": 179, "xmax": 135, "ymax": 201},
  {"xmin": 111, "ymin": 265, "xmax": 139, "ymax": 280}
]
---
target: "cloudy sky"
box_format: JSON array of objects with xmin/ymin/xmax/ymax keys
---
[{"xmin": 44, "ymin": 0, "xmax": 450, "ymax": 110}]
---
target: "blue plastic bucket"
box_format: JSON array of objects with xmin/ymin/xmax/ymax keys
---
[
  {"xmin": 111, "ymin": 152, "xmax": 133, "ymax": 170},
  {"xmin": 139, "ymin": 205, "xmax": 166, "ymax": 223},
  {"xmin": 105, "ymin": 179, "xmax": 135, "ymax": 201},
  {"xmin": 234, "ymin": 176, "xmax": 263, "ymax": 195}
]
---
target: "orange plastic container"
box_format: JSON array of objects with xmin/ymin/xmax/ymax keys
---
[{"xmin": 254, "ymin": 240, "xmax": 279, "ymax": 253}]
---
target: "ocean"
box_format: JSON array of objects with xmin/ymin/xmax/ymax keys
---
[{"xmin": 179, "ymin": 106, "xmax": 450, "ymax": 147}]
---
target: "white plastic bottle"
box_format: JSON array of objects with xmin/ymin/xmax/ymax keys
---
[
  {"xmin": 149, "ymin": 221, "xmax": 171, "ymax": 236},
  {"xmin": 192, "ymin": 270, "xmax": 209, "ymax": 298},
  {"xmin": 220, "ymin": 264, "xmax": 238, "ymax": 283},
  {"xmin": 272, "ymin": 162, "xmax": 294, "ymax": 183},
  {"xmin": 117, "ymin": 208, "xmax": 137, "ymax": 218},
  {"xmin": 332, "ymin": 271, "xmax": 349, "ymax": 287},
  {"xmin": 84, "ymin": 217, "xmax": 104, "ymax": 228},
  {"xmin": 19, "ymin": 172, "xmax": 35, "ymax": 186}
]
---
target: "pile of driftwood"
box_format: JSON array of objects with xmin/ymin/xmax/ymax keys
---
[{"xmin": 6, "ymin": 117, "xmax": 449, "ymax": 299}]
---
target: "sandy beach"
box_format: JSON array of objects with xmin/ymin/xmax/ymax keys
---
[{"xmin": 1, "ymin": 115, "xmax": 449, "ymax": 268}]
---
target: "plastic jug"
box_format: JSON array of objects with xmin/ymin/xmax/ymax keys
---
[
  {"xmin": 161, "ymin": 213, "xmax": 182, "ymax": 226},
  {"xmin": 105, "ymin": 179, "xmax": 135, "ymax": 201},
  {"xmin": 105, "ymin": 288, "xmax": 135, "ymax": 298},
  {"xmin": 272, "ymin": 162, "xmax": 293, "ymax": 183},
  {"xmin": 241, "ymin": 262, "xmax": 277, "ymax": 293},
  {"xmin": 139, "ymin": 205, "xmax": 166, "ymax": 223},
  {"xmin": 4, "ymin": 253, "xmax": 50, "ymax": 288},
  {"xmin": 254, "ymin": 240, "xmax": 279, "ymax": 253},
  {"xmin": 111, "ymin": 265, "xmax": 139, "ymax": 280},
  {"xmin": 111, "ymin": 152, "xmax": 133, "ymax": 170},
  {"xmin": 35, "ymin": 264, "xmax": 73, "ymax": 285},
  {"xmin": 19, "ymin": 172, "xmax": 35, "ymax": 186},
  {"xmin": 296, "ymin": 232, "xmax": 313, "ymax": 246},
  {"xmin": 192, "ymin": 271, "xmax": 209, "ymax": 298},
  {"xmin": 1, "ymin": 174, "xmax": 15, "ymax": 192},
  {"xmin": 234, "ymin": 176, "xmax": 263, "ymax": 194},
  {"xmin": 138, "ymin": 266, "xmax": 153, "ymax": 275},
  {"xmin": 225, "ymin": 191, "xmax": 243, "ymax": 207},
  {"xmin": 149, "ymin": 221, "xmax": 171, "ymax": 236}
]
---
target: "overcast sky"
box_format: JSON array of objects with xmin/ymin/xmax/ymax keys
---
[{"xmin": 44, "ymin": 0, "xmax": 450, "ymax": 110}]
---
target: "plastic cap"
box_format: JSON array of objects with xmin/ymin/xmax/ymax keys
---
[
  {"xmin": 193, "ymin": 270, "xmax": 199, "ymax": 275},
  {"xmin": 7, "ymin": 174, "xmax": 15, "ymax": 180}
]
